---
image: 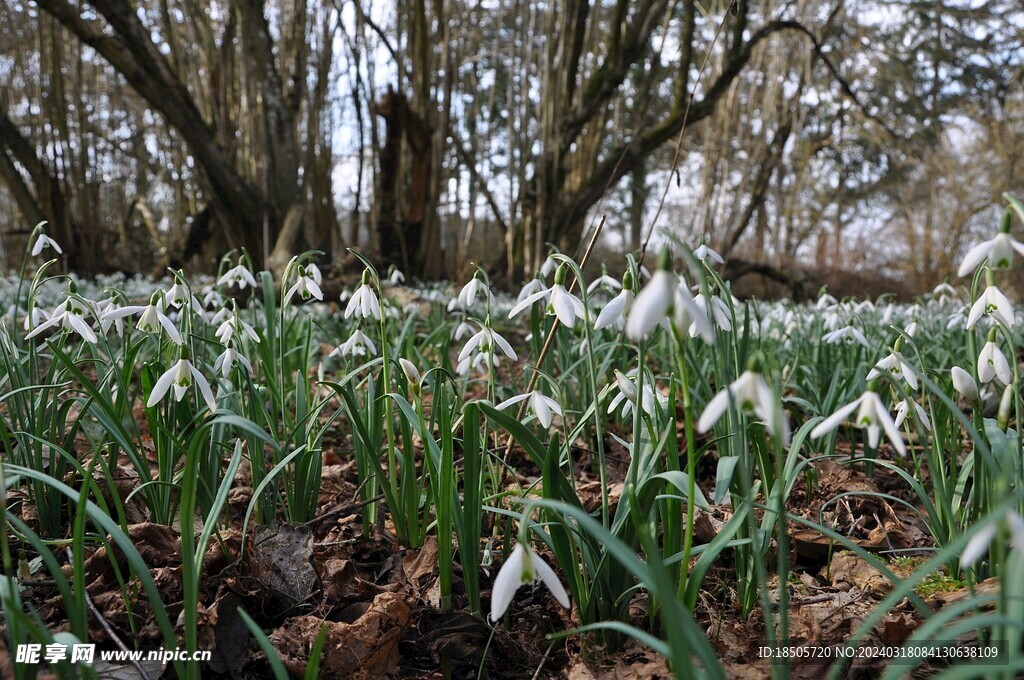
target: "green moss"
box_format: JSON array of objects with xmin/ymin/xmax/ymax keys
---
[{"xmin": 889, "ymin": 556, "xmax": 965, "ymax": 597}]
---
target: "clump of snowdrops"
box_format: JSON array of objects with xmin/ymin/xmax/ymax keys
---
[{"xmin": 3, "ymin": 199, "xmax": 1024, "ymax": 679}]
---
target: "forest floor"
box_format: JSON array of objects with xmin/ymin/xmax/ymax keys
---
[{"xmin": 0, "ymin": 397, "xmax": 983, "ymax": 680}]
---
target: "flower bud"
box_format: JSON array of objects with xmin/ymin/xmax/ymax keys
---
[
  {"xmin": 400, "ymin": 358, "xmax": 421, "ymax": 395},
  {"xmin": 951, "ymin": 366, "xmax": 980, "ymax": 403},
  {"xmin": 998, "ymin": 383, "xmax": 1014, "ymax": 432}
]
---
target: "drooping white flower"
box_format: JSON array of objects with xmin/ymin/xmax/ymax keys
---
[
  {"xmin": 330, "ymin": 329, "xmax": 377, "ymax": 358},
  {"xmin": 214, "ymin": 346, "xmax": 253, "ymax": 378},
  {"xmin": 966, "ymin": 286, "xmax": 1015, "ymax": 330},
  {"xmin": 951, "ymin": 366, "xmax": 980, "ymax": 402},
  {"xmin": 218, "ymin": 262, "xmax": 258, "ymax": 289},
  {"xmin": 867, "ymin": 352, "xmax": 918, "ymax": 390},
  {"xmin": 214, "ymin": 309, "xmax": 260, "ymax": 346},
  {"xmin": 456, "ymin": 276, "xmax": 493, "ymax": 310},
  {"xmin": 388, "ymin": 268, "xmax": 405, "ymax": 285},
  {"xmin": 978, "ymin": 340, "xmax": 1011, "ymax": 385},
  {"xmin": 454, "ymin": 320, "xmax": 474, "ymax": 341},
  {"xmin": 165, "ymin": 280, "xmax": 202, "ymax": 310},
  {"xmin": 693, "ymin": 293, "xmax": 732, "ymax": 335},
  {"xmin": 893, "ymin": 398, "xmax": 930, "ymax": 432},
  {"xmin": 607, "ymin": 369, "xmax": 660, "ymax": 419},
  {"xmin": 625, "ymin": 269, "xmax": 674, "ymax": 340},
  {"xmin": 307, "ymin": 263, "xmax": 323, "ymax": 285},
  {"xmin": 31, "ymin": 233, "xmax": 63, "ymax": 256},
  {"xmin": 594, "ymin": 289, "xmax": 634, "ymax": 330},
  {"xmin": 458, "ymin": 323, "xmax": 517, "ymax": 364},
  {"xmin": 811, "ymin": 389, "xmax": 906, "ymax": 456},
  {"xmin": 931, "ymin": 282, "xmax": 959, "ymax": 304},
  {"xmin": 496, "ymin": 391, "xmax": 563, "ymax": 429},
  {"xmin": 958, "ymin": 232, "xmax": 1024, "ymax": 277},
  {"xmin": 101, "ymin": 296, "xmax": 182, "ymax": 344},
  {"xmin": 147, "ymin": 358, "xmax": 217, "ymax": 412},
  {"xmin": 674, "ymin": 285, "xmax": 714, "ymax": 344},
  {"xmin": 815, "ymin": 293, "xmax": 838, "ymax": 309},
  {"xmin": 508, "ymin": 266, "xmax": 586, "ymax": 328},
  {"xmin": 25, "ymin": 295, "xmax": 99, "ymax": 344},
  {"xmin": 694, "ymin": 243, "xmax": 724, "ymax": 265},
  {"xmin": 516, "ymin": 278, "xmax": 546, "ymax": 305},
  {"xmin": 344, "ymin": 273, "xmax": 381, "ymax": 320},
  {"xmin": 489, "ymin": 541, "xmax": 570, "ymax": 622},
  {"xmin": 586, "ymin": 273, "xmax": 621, "ymax": 295},
  {"xmin": 960, "ymin": 511, "xmax": 1024, "ymax": 569},
  {"xmin": 697, "ymin": 370, "xmax": 789, "ymax": 443},
  {"xmin": 822, "ymin": 325, "xmax": 870, "ymax": 347},
  {"xmin": 285, "ymin": 266, "xmax": 324, "ymax": 305},
  {"xmin": 23, "ymin": 302, "xmax": 50, "ymax": 333}
]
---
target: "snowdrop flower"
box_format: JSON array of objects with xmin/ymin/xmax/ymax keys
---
[
  {"xmin": 815, "ymin": 293, "xmax": 838, "ymax": 309},
  {"xmin": 946, "ymin": 306, "xmax": 968, "ymax": 330},
  {"xmin": 625, "ymin": 256, "xmax": 674, "ymax": 340},
  {"xmin": 31, "ymin": 231, "xmax": 63, "ymax": 256},
  {"xmin": 101, "ymin": 293, "xmax": 182, "ymax": 344},
  {"xmin": 694, "ymin": 243, "xmax": 724, "ymax": 265},
  {"xmin": 387, "ymin": 267, "xmax": 404, "ymax": 286},
  {"xmin": 489, "ymin": 540, "xmax": 570, "ymax": 622},
  {"xmin": 624, "ymin": 250, "xmax": 712, "ymax": 342},
  {"xmin": 285, "ymin": 265, "xmax": 324, "ymax": 305},
  {"xmin": 957, "ymin": 215, "xmax": 1024, "ymax": 276},
  {"xmin": 693, "ymin": 293, "xmax": 732, "ymax": 335},
  {"xmin": 165, "ymin": 278, "xmax": 202, "ymax": 310},
  {"xmin": 586, "ymin": 272, "xmax": 621, "ymax": 295},
  {"xmin": 516, "ymin": 277, "xmax": 546, "ymax": 305},
  {"xmin": 811, "ymin": 388, "xmax": 906, "ymax": 456},
  {"xmin": 594, "ymin": 271, "xmax": 635, "ymax": 330},
  {"xmin": 697, "ymin": 367, "xmax": 789, "ymax": 443},
  {"xmin": 344, "ymin": 270, "xmax": 381, "ymax": 320},
  {"xmin": 960, "ymin": 511, "xmax": 1024, "ymax": 568},
  {"xmin": 893, "ymin": 398, "xmax": 930, "ymax": 431},
  {"xmin": 214, "ymin": 308, "xmax": 260, "ymax": 346},
  {"xmin": 214, "ymin": 346, "xmax": 253, "ymax": 378},
  {"xmin": 202, "ymin": 288, "xmax": 226, "ymax": 309},
  {"xmin": 931, "ymin": 282, "xmax": 959, "ymax": 304},
  {"xmin": 508, "ymin": 266, "xmax": 585, "ymax": 328},
  {"xmin": 904, "ymin": 321, "xmax": 919, "ymax": 337},
  {"xmin": 867, "ymin": 350, "xmax": 918, "ymax": 390},
  {"xmin": 594, "ymin": 288, "xmax": 634, "ymax": 330},
  {"xmin": 966, "ymin": 285, "xmax": 1014, "ymax": 329},
  {"xmin": 673, "ymin": 285, "xmax": 714, "ymax": 344},
  {"xmin": 218, "ymin": 262, "xmax": 258, "ymax": 289},
  {"xmin": 978, "ymin": 332, "xmax": 1011, "ymax": 385},
  {"xmin": 147, "ymin": 358, "xmax": 217, "ymax": 412},
  {"xmin": 607, "ymin": 369, "xmax": 660, "ymax": 419},
  {"xmin": 23, "ymin": 302, "xmax": 49, "ymax": 333},
  {"xmin": 539, "ymin": 256, "xmax": 558, "ymax": 278},
  {"xmin": 457, "ymin": 351, "xmax": 492, "ymax": 376},
  {"xmin": 454, "ymin": 320, "xmax": 474, "ymax": 341},
  {"xmin": 455, "ymin": 275, "xmax": 492, "ymax": 310},
  {"xmin": 307, "ymin": 263, "xmax": 323, "ymax": 285},
  {"xmin": 951, "ymin": 366, "xmax": 980, "ymax": 402},
  {"xmin": 458, "ymin": 321, "xmax": 517, "ymax": 364},
  {"xmin": 26, "ymin": 293, "xmax": 99, "ymax": 344},
  {"xmin": 330, "ymin": 329, "xmax": 377, "ymax": 358},
  {"xmin": 496, "ymin": 391, "xmax": 563, "ymax": 429},
  {"xmin": 822, "ymin": 325, "xmax": 869, "ymax": 347}
]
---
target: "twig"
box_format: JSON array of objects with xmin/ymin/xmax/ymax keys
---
[
  {"xmin": 641, "ymin": 6, "xmax": 732, "ymax": 267},
  {"xmin": 67, "ymin": 548, "xmax": 153, "ymax": 680},
  {"xmin": 530, "ymin": 639, "xmax": 558, "ymax": 680},
  {"xmin": 297, "ymin": 493, "xmax": 385, "ymax": 529}
]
